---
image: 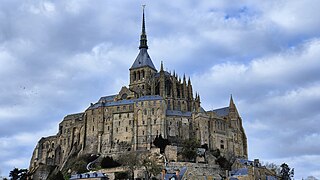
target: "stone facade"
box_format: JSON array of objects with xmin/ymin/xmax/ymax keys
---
[{"xmin": 29, "ymin": 9, "xmax": 248, "ymax": 174}]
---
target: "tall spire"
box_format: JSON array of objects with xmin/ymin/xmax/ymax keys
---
[
  {"xmin": 160, "ymin": 61, "xmax": 164, "ymax": 71},
  {"xmin": 229, "ymin": 94, "xmax": 235, "ymax": 108},
  {"xmin": 139, "ymin": 5, "xmax": 148, "ymax": 49}
]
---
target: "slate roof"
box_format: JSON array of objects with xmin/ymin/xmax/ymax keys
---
[
  {"xmin": 238, "ymin": 158, "xmax": 254, "ymax": 165},
  {"xmin": 231, "ymin": 168, "xmax": 248, "ymax": 176},
  {"xmin": 130, "ymin": 48, "xmax": 156, "ymax": 71},
  {"xmin": 166, "ymin": 110, "xmax": 192, "ymax": 117},
  {"xmin": 136, "ymin": 95, "xmax": 163, "ymax": 101},
  {"xmin": 154, "ymin": 71, "xmax": 171, "ymax": 78},
  {"xmin": 98, "ymin": 95, "xmax": 117, "ymax": 103},
  {"xmin": 70, "ymin": 172, "xmax": 108, "ymax": 179},
  {"xmin": 267, "ymin": 176, "xmax": 278, "ymax": 180},
  {"xmin": 211, "ymin": 107, "xmax": 229, "ymax": 116},
  {"xmin": 164, "ymin": 167, "xmax": 187, "ymax": 180},
  {"xmin": 88, "ymin": 95, "xmax": 163, "ymax": 110}
]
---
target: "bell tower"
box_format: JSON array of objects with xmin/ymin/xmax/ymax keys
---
[{"xmin": 129, "ymin": 6, "xmax": 157, "ymax": 97}]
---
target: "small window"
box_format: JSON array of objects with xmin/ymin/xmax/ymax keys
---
[
  {"xmin": 117, "ymin": 106, "xmax": 120, "ymax": 111},
  {"xmin": 92, "ymin": 126, "xmax": 94, "ymax": 132},
  {"xmin": 127, "ymin": 113, "xmax": 129, "ymax": 118},
  {"xmin": 118, "ymin": 121, "xmax": 120, "ymax": 126},
  {"xmin": 143, "ymin": 121, "xmax": 145, "ymax": 125},
  {"xmin": 142, "ymin": 130, "xmax": 145, "ymax": 135},
  {"xmin": 154, "ymin": 119, "xmax": 156, "ymax": 124},
  {"xmin": 221, "ymin": 144, "xmax": 224, "ymax": 149},
  {"xmin": 126, "ymin": 127, "xmax": 128, "ymax": 132},
  {"xmin": 107, "ymin": 126, "xmax": 110, "ymax": 131},
  {"xmin": 129, "ymin": 120, "xmax": 131, "ymax": 125}
]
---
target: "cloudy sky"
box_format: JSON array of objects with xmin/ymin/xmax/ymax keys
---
[{"xmin": 0, "ymin": 0, "xmax": 319, "ymax": 178}]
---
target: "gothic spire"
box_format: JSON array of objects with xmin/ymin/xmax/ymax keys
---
[
  {"xmin": 229, "ymin": 94, "xmax": 235, "ymax": 108},
  {"xmin": 160, "ymin": 61, "xmax": 164, "ymax": 71},
  {"xmin": 139, "ymin": 5, "xmax": 148, "ymax": 49}
]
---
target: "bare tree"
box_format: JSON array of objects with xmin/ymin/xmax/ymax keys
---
[
  {"xmin": 141, "ymin": 153, "xmax": 163, "ymax": 180},
  {"xmin": 118, "ymin": 151, "xmax": 141, "ymax": 180}
]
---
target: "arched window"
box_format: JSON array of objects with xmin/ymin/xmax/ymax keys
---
[
  {"xmin": 142, "ymin": 70, "xmax": 145, "ymax": 78},
  {"xmin": 137, "ymin": 71, "xmax": 140, "ymax": 80}
]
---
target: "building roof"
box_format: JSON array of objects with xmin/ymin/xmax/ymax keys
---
[
  {"xmin": 88, "ymin": 95, "xmax": 163, "ymax": 110},
  {"xmin": 237, "ymin": 158, "xmax": 254, "ymax": 165},
  {"xmin": 154, "ymin": 71, "xmax": 171, "ymax": 78},
  {"xmin": 136, "ymin": 95, "xmax": 163, "ymax": 101},
  {"xmin": 166, "ymin": 110, "xmax": 192, "ymax": 117},
  {"xmin": 231, "ymin": 168, "xmax": 248, "ymax": 176},
  {"xmin": 70, "ymin": 172, "xmax": 108, "ymax": 180},
  {"xmin": 130, "ymin": 48, "xmax": 156, "ymax": 71},
  {"xmin": 98, "ymin": 95, "xmax": 117, "ymax": 103},
  {"xmin": 211, "ymin": 107, "xmax": 229, "ymax": 117},
  {"xmin": 164, "ymin": 167, "xmax": 188, "ymax": 179}
]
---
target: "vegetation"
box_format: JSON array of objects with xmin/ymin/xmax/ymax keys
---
[
  {"xmin": 280, "ymin": 163, "xmax": 294, "ymax": 180},
  {"xmin": 115, "ymin": 171, "xmax": 129, "ymax": 180},
  {"xmin": 60, "ymin": 153, "xmax": 100, "ymax": 179},
  {"xmin": 263, "ymin": 161, "xmax": 281, "ymax": 175},
  {"xmin": 118, "ymin": 151, "xmax": 141, "ymax": 180},
  {"xmin": 141, "ymin": 154, "xmax": 163, "ymax": 179},
  {"xmin": 118, "ymin": 151, "xmax": 162, "ymax": 180},
  {"xmin": 181, "ymin": 137, "xmax": 200, "ymax": 162},
  {"xmin": 100, "ymin": 156, "xmax": 121, "ymax": 168},
  {"xmin": 9, "ymin": 168, "xmax": 30, "ymax": 180},
  {"xmin": 211, "ymin": 149, "xmax": 236, "ymax": 171},
  {"xmin": 153, "ymin": 134, "xmax": 170, "ymax": 153},
  {"xmin": 47, "ymin": 170, "xmax": 65, "ymax": 180}
]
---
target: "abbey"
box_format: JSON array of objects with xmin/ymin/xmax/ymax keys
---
[{"xmin": 29, "ymin": 9, "xmax": 247, "ymax": 173}]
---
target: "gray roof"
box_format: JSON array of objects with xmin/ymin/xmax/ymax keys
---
[
  {"xmin": 130, "ymin": 48, "xmax": 156, "ymax": 70},
  {"xmin": 164, "ymin": 167, "xmax": 187, "ymax": 179},
  {"xmin": 231, "ymin": 168, "xmax": 248, "ymax": 176},
  {"xmin": 166, "ymin": 110, "xmax": 192, "ymax": 117},
  {"xmin": 98, "ymin": 95, "xmax": 117, "ymax": 102},
  {"xmin": 136, "ymin": 95, "xmax": 163, "ymax": 101},
  {"xmin": 267, "ymin": 176, "xmax": 278, "ymax": 180},
  {"xmin": 70, "ymin": 172, "xmax": 107, "ymax": 179},
  {"xmin": 237, "ymin": 158, "xmax": 254, "ymax": 165},
  {"xmin": 211, "ymin": 107, "xmax": 229, "ymax": 116},
  {"xmin": 88, "ymin": 95, "xmax": 163, "ymax": 110},
  {"xmin": 154, "ymin": 71, "xmax": 171, "ymax": 78}
]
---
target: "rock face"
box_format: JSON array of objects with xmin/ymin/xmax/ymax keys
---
[{"xmin": 29, "ymin": 9, "xmax": 248, "ymax": 176}]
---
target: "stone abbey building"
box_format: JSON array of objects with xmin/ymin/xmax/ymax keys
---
[{"xmin": 29, "ymin": 9, "xmax": 248, "ymax": 172}]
